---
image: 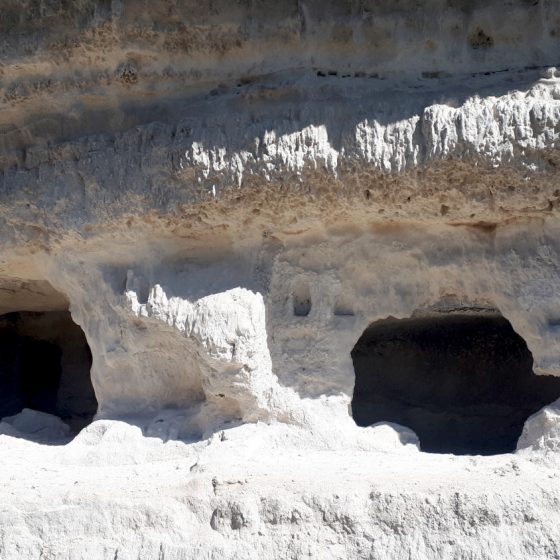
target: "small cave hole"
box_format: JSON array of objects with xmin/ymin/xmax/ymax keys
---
[
  {"xmin": 293, "ymin": 282, "xmax": 312, "ymax": 317},
  {"xmin": 351, "ymin": 310, "xmax": 560, "ymax": 455},
  {"xmin": 0, "ymin": 311, "xmax": 97, "ymax": 438}
]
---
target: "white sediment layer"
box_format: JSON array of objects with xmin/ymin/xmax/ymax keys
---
[{"xmin": 2, "ymin": 412, "xmax": 560, "ymax": 560}]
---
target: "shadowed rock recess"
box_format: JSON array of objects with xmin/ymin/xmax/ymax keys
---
[
  {"xmin": 351, "ymin": 311, "xmax": 560, "ymax": 455},
  {"xmin": 0, "ymin": 311, "xmax": 97, "ymax": 433}
]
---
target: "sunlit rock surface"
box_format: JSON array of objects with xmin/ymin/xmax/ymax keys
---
[{"xmin": 2, "ymin": 1, "xmax": 560, "ymax": 558}]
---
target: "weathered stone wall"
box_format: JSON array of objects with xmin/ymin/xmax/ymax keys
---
[{"xmin": 2, "ymin": 2, "xmax": 560, "ymax": 559}]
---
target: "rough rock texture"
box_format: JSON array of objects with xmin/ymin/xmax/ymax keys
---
[{"xmin": 2, "ymin": 1, "xmax": 560, "ymax": 558}]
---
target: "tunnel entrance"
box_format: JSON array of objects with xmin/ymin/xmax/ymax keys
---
[
  {"xmin": 0, "ymin": 310, "xmax": 97, "ymax": 435},
  {"xmin": 351, "ymin": 310, "xmax": 560, "ymax": 455}
]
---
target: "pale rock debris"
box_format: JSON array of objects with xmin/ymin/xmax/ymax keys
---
[
  {"xmin": 517, "ymin": 400, "xmax": 560, "ymax": 454},
  {"xmin": 0, "ymin": 409, "xmax": 70, "ymax": 441}
]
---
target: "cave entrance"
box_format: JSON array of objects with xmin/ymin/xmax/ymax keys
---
[
  {"xmin": 0, "ymin": 310, "xmax": 97, "ymax": 435},
  {"xmin": 351, "ymin": 309, "xmax": 560, "ymax": 455}
]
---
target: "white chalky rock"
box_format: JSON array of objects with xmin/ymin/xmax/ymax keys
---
[
  {"xmin": 127, "ymin": 279, "xmax": 279, "ymax": 422},
  {"xmin": 365, "ymin": 422, "xmax": 421, "ymax": 451},
  {"xmin": 517, "ymin": 401, "xmax": 560, "ymax": 453},
  {"xmin": 3, "ymin": 2, "xmax": 560, "ymax": 558}
]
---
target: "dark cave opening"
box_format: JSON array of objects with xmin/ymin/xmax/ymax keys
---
[
  {"xmin": 351, "ymin": 311, "xmax": 560, "ymax": 455},
  {"xmin": 0, "ymin": 311, "xmax": 97, "ymax": 434}
]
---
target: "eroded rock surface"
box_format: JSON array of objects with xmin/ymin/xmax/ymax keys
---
[{"xmin": 1, "ymin": 1, "xmax": 560, "ymax": 559}]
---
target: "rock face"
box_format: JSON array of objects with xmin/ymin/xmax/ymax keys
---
[{"xmin": 2, "ymin": 1, "xmax": 560, "ymax": 558}]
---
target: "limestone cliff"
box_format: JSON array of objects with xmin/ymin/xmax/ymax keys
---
[{"xmin": 2, "ymin": 2, "xmax": 560, "ymax": 559}]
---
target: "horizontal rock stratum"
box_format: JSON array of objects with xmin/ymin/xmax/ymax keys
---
[{"xmin": 2, "ymin": 1, "xmax": 560, "ymax": 559}]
